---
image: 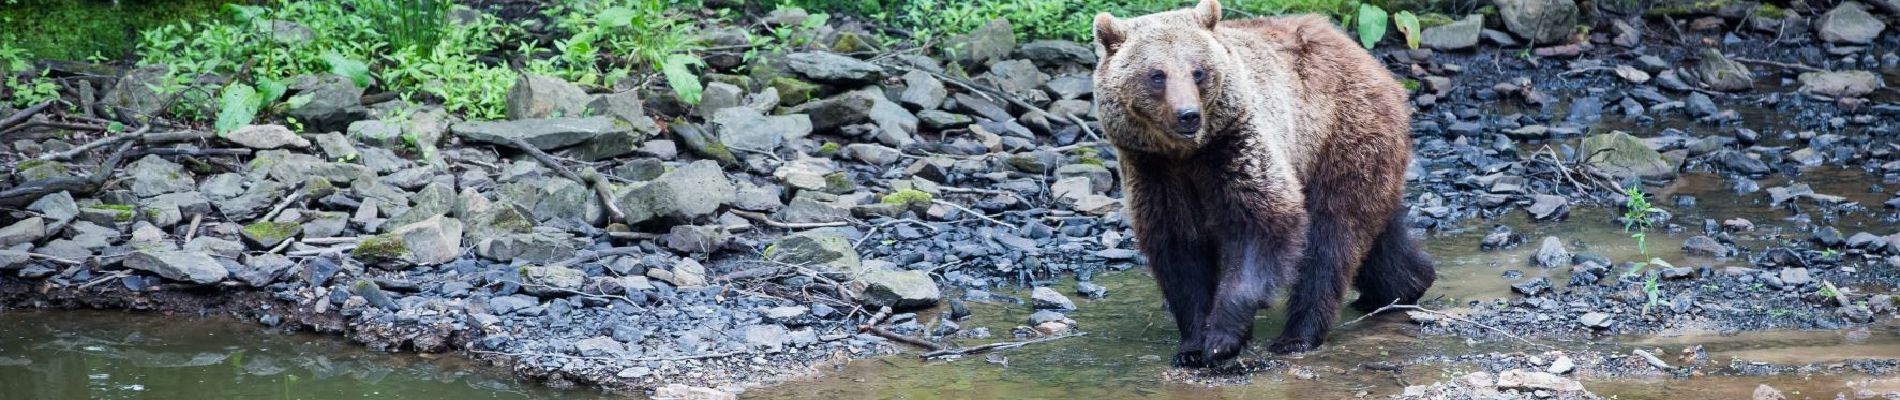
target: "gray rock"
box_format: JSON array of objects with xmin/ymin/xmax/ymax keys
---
[
  {"xmin": 741, "ymin": 324, "xmax": 791, "ymax": 352},
  {"xmin": 573, "ymin": 336, "xmax": 626, "ymax": 357},
  {"xmin": 1817, "ymin": 2, "xmax": 1886, "ymax": 45},
  {"xmin": 529, "ymin": 178, "xmax": 605, "ymax": 226},
  {"xmin": 980, "ymin": 59, "xmax": 1049, "ymax": 97},
  {"xmin": 0, "ymin": 218, "xmax": 46, "ymax": 247},
  {"xmin": 695, "ymin": 82, "xmax": 745, "ymax": 117},
  {"xmin": 768, "ymin": 230, "xmax": 862, "ymax": 275},
  {"xmin": 520, "ymin": 265, "xmax": 585, "ymax": 297},
  {"xmin": 899, "ymin": 70, "xmax": 947, "ymax": 110},
  {"xmin": 487, "ymin": 295, "xmax": 538, "ymax": 315},
  {"xmin": 1421, "ymin": 15, "xmax": 1484, "ymax": 50},
  {"xmin": 1015, "ymin": 40, "xmax": 1096, "ymax": 66},
  {"xmin": 662, "ymin": 225, "xmax": 729, "ymax": 254},
  {"xmin": 1045, "ymin": 75, "xmax": 1093, "ymax": 101},
  {"xmin": 1578, "ymin": 312, "xmax": 1613, "ymax": 329},
  {"xmin": 477, "ymin": 232, "xmax": 585, "ymax": 263},
  {"xmin": 311, "ymin": 133, "xmax": 357, "ymax": 160},
  {"xmin": 347, "ymin": 119, "xmax": 403, "ymax": 149},
  {"xmin": 918, "ymin": 110, "xmax": 974, "ymax": 130},
  {"xmin": 127, "ymin": 155, "xmax": 194, "ymax": 197},
  {"xmin": 1779, "ymin": 267, "xmax": 1813, "ymax": 287},
  {"xmin": 1055, "ymin": 163, "xmax": 1114, "ymax": 193},
  {"xmin": 1032, "ymin": 286, "xmax": 1076, "ymax": 310},
  {"xmin": 712, "ymin": 107, "xmax": 811, "ymax": 153},
  {"xmin": 946, "ymin": 18, "xmax": 1015, "ymax": 66},
  {"xmin": 1797, "ymin": 70, "xmax": 1884, "ymax": 97},
  {"xmin": 1548, "ymin": 355, "xmax": 1575, "ymax": 374},
  {"xmin": 0, "ymin": 250, "xmax": 28, "ymax": 270},
  {"xmin": 506, "ymin": 73, "xmax": 589, "ymax": 120},
  {"xmin": 124, "ymin": 250, "xmax": 228, "ymax": 284},
  {"xmin": 785, "ymin": 52, "xmax": 883, "ymax": 85},
  {"xmin": 102, "ymin": 65, "xmax": 171, "ymax": 117},
  {"xmin": 777, "ymin": 197, "xmax": 851, "ymax": 223},
  {"xmin": 586, "ymin": 90, "xmax": 657, "ymax": 129},
  {"xmin": 1578, "ymin": 131, "xmax": 1676, "ymax": 179},
  {"xmin": 224, "ymin": 124, "xmax": 310, "ymax": 149},
  {"xmin": 843, "ymin": 143, "xmax": 901, "ymax": 166},
  {"xmin": 858, "ymin": 269, "xmax": 941, "ymax": 309},
  {"xmin": 615, "ymin": 160, "xmax": 736, "ymax": 224},
  {"xmin": 355, "ymin": 215, "xmax": 463, "ymax": 267},
  {"xmin": 1526, "ymin": 194, "xmax": 1569, "ymax": 221},
  {"xmin": 1533, "ymin": 236, "xmax": 1571, "ymax": 268},
  {"xmin": 452, "ymin": 116, "xmax": 623, "ymax": 151},
  {"xmin": 730, "ymin": 181, "xmax": 785, "ymax": 212},
  {"xmin": 1496, "ymin": 0, "xmax": 1579, "ymax": 45},
  {"xmin": 1681, "ymin": 235, "xmax": 1730, "ymax": 257},
  {"xmin": 286, "ymin": 74, "xmax": 364, "ymax": 133},
  {"xmin": 1688, "ymin": 49, "xmax": 1753, "ymax": 92},
  {"xmin": 240, "ymin": 221, "xmax": 302, "ymax": 249},
  {"xmin": 773, "ymin": 157, "xmax": 837, "ymax": 193},
  {"xmin": 663, "ymin": 258, "xmax": 708, "ymax": 287}
]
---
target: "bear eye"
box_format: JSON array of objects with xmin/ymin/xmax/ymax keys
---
[
  {"xmin": 1147, "ymin": 70, "xmax": 1166, "ymax": 88},
  {"xmin": 1192, "ymin": 68, "xmax": 1206, "ymax": 84}
]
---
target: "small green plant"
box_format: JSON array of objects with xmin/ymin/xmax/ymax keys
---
[
  {"xmin": 1642, "ymin": 271, "xmax": 1661, "ymax": 315},
  {"xmin": 1622, "ymin": 184, "xmax": 1656, "ymax": 255},
  {"xmin": 1815, "ymin": 283, "xmax": 1839, "ymax": 299},
  {"xmin": 4, "ymin": 71, "xmax": 59, "ymax": 108}
]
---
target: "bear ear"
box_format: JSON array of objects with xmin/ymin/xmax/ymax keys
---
[
  {"xmin": 1196, "ymin": 0, "xmax": 1222, "ymax": 30},
  {"xmin": 1093, "ymin": 13, "xmax": 1125, "ymax": 58}
]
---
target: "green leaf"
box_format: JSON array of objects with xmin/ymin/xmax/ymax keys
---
[
  {"xmin": 107, "ymin": 121, "xmax": 125, "ymax": 133},
  {"xmin": 803, "ymin": 13, "xmax": 831, "ymax": 30},
  {"xmin": 255, "ymin": 78, "xmax": 288, "ymax": 108},
  {"xmin": 223, "ymin": 4, "xmax": 266, "ymax": 21},
  {"xmin": 662, "ymin": 54, "xmax": 704, "ymax": 105},
  {"xmin": 216, "ymin": 83, "xmax": 261, "ymax": 135},
  {"xmin": 321, "ymin": 52, "xmax": 372, "ymax": 88},
  {"xmin": 1356, "ymin": 4, "xmax": 1389, "ymax": 50},
  {"xmin": 597, "ymin": 7, "xmax": 635, "ymax": 28},
  {"xmin": 1394, "ymin": 11, "xmax": 1420, "ymax": 50}
]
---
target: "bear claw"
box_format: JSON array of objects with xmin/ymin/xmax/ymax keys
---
[
  {"xmin": 1267, "ymin": 337, "xmax": 1320, "ymax": 354},
  {"xmin": 1171, "ymin": 351, "xmax": 1208, "ymax": 368}
]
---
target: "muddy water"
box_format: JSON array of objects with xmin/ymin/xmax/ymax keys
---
[{"xmin": 0, "ymin": 310, "xmax": 603, "ymax": 400}]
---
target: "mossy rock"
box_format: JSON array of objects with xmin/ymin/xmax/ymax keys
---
[
  {"xmin": 880, "ymin": 189, "xmax": 933, "ymax": 210},
  {"xmin": 768, "ymin": 77, "xmax": 822, "ymax": 107},
  {"xmin": 241, "ymin": 221, "xmax": 302, "ymax": 249},
  {"xmin": 352, "ymin": 233, "xmax": 409, "ymax": 260},
  {"xmin": 822, "ymin": 172, "xmax": 854, "ymax": 194}
]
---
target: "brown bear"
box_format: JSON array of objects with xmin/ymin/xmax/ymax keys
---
[{"xmin": 1092, "ymin": 0, "xmax": 1436, "ymax": 366}]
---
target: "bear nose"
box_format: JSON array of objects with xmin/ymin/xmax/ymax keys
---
[{"xmin": 1174, "ymin": 108, "xmax": 1202, "ymax": 136}]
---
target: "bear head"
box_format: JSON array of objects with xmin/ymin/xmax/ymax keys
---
[{"xmin": 1092, "ymin": 0, "xmax": 1241, "ymax": 156}]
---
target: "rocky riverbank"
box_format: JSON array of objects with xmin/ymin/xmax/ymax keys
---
[{"xmin": 3, "ymin": 0, "xmax": 1899, "ymax": 398}]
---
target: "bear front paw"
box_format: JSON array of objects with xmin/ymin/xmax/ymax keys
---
[
  {"xmin": 1267, "ymin": 336, "xmax": 1320, "ymax": 354},
  {"xmin": 1171, "ymin": 350, "xmax": 1208, "ymax": 368},
  {"xmin": 1199, "ymin": 330, "xmax": 1246, "ymax": 363}
]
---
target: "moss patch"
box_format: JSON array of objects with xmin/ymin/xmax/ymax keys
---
[
  {"xmin": 823, "ymin": 172, "xmax": 853, "ymax": 194},
  {"xmin": 0, "ymin": 0, "xmax": 228, "ymax": 60},
  {"xmin": 352, "ymin": 233, "xmax": 408, "ymax": 260},
  {"xmin": 880, "ymin": 189, "xmax": 933, "ymax": 208},
  {"xmin": 92, "ymin": 204, "xmax": 136, "ymax": 221},
  {"xmin": 242, "ymin": 221, "xmax": 302, "ymax": 246}
]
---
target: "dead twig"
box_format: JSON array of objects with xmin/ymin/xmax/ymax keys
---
[
  {"xmin": 920, "ymin": 332, "xmax": 1087, "ymax": 360},
  {"xmin": 257, "ymin": 190, "xmax": 306, "ymax": 224},
  {"xmin": 286, "ymin": 245, "xmax": 356, "ymax": 257},
  {"xmin": 1340, "ymin": 300, "xmax": 1553, "ymax": 349},
  {"xmin": 78, "ymin": 270, "xmax": 134, "ymax": 290},
  {"xmin": 729, "ymin": 209, "xmax": 852, "ymax": 229},
  {"xmin": 181, "ymin": 214, "xmax": 203, "ymax": 243},
  {"xmin": 0, "ymin": 140, "xmax": 137, "ymax": 208},
  {"xmin": 1732, "ymin": 57, "xmax": 1824, "ymax": 73},
  {"xmin": 28, "ymin": 252, "xmax": 85, "ymax": 266},
  {"xmin": 930, "ymin": 199, "xmax": 1017, "ymax": 230},
  {"xmin": 469, "ymin": 349, "xmax": 747, "ymax": 362}
]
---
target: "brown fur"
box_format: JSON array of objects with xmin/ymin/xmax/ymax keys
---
[{"xmin": 1094, "ymin": 0, "xmax": 1435, "ymax": 365}]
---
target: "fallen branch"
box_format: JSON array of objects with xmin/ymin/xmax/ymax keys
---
[
  {"xmin": 930, "ymin": 199, "xmax": 1017, "ymax": 230},
  {"xmin": 182, "ymin": 214, "xmax": 203, "ymax": 243},
  {"xmin": 28, "ymin": 252, "xmax": 85, "ymax": 266},
  {"xmin": 865, "ymin": 325, "xmax": 944, "ymax": 352},
  {"xmin": 257, "ymin": 190, "xmax": 305, "ymax": 224},
  {"xmin": 496, "ymin": 137, "xmax": 626, "ymax": 225},
  {"xmin": 854, "ymin": 218, "xmax": 938, "ymax": 248},
  {"xmin": 920, "ymin": 332, "xmax": 1086, "ymax": 360},
  {"xmin": 0, "ymin": 100, "xmax": 55, "ymax": 133},
  {"xmin": 1340, "ymin": 300, "xmax": 1553, "ymax": 349},
  {"xmin": 469, "ymin": 349, "xmax": 746, "ymax": 363},
  {"xmin": 1046, "ymin": 141, "xmax": 1107, "ymax": 153},
  {"xmin": 1731, "ymin": 57, "xmax": 1824, "ymax": 73},
  {"xmin": 0, "ymin": 140, "xmax": 136, "ymax": 208},
  {"xmin": 546, "ymin": 246, "xmax": 647, "ymax": 268},
  {"xmin": 937, "ymin": 186, "xmax": 1033, "ymax": 206},
  {"xmin": 286, "ymin": 245, "xmax": 356, "ymax": 257},
  {"xmin": 35, "ymin": 127, "xmax": 212, "ymax": 162},
  {"xmin": 729, "ymin": 209, "xmax": 852, "ymax": 229},
  {"xmin": 78, "ymin": 270, "xmax": 133, "ymax": 290}
]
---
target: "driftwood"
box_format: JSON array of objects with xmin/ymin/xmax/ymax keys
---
[
  {"xmin": 919, "ymin": 333, "xmax": 1086, "ymax": 360},
  {"xmin": 0, "ymin": 100, "xmax": 55, "ymax": 133},
  {"xmin": 0, "ymin": 140, "xmax": 136, "ymax": 208}
]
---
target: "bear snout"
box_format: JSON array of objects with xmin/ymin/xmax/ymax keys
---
[{"xmin": 1174, "ymin": 108, "xmax": 1202, "ymax": 137}]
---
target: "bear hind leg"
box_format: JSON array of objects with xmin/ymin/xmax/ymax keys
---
[{"xmin": 1349, "ymin": 211, "xmax": 1436, "ymax": 313}]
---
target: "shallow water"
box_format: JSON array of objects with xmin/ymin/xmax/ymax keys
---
[{"xmin": 0, "ymin": 311, "xmax": 604, "ymax": 400}]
